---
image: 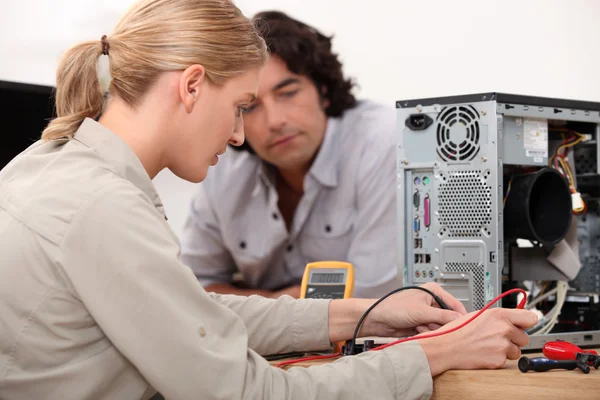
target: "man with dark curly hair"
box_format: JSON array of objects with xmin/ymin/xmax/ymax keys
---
[{"xmin": 180, "ymin": 11, "xmax": 400, "ymax": 298}]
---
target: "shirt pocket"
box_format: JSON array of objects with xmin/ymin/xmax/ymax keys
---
[
  {"xmin": 226, "ymin": 227, "xmax": 281, "ymax": 285},
  {"xmin": 298, "ymin": 208, "xmax": 355, "ymax": 262}
]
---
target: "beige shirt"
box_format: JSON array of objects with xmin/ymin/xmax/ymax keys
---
[{"xmin": 0, "ymin": 118, "xmax": 433, "ymax": 400}]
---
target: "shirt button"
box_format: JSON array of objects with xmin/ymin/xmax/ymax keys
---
[
  {"xmin": 272, "ymin": 212, "xmax": 279, "ymax": 220},
  {"xmin": 325, "ymin": 224, "xmax": 332, "ymax": 233},
  {"xmin": 287, "ymin": 244, "xmax": 293, "ymax": 252},
  {"xmin": 239, "ymin": 241, "xmax": 246, "ymax": 249},
  {"xmin": 199, "ymin": 327, "xmax": 207, "ymax": 337}
]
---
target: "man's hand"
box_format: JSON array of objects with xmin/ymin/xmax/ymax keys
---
[
  {"xmin": 269, "ymin": 285, "xmax": 302, "ymax": 299},
  {"xmin": 360, "ymin": 282, "xmax": 467, "ymax": 338},
  {"xmin": 204, "ymin": 283, "xmax": 301, "ymax": 299}
]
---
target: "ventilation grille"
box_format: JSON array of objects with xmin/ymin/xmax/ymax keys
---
[
  {"xmin": 571, "ymin": 256, "xmax": 600, "ymax": 293},
  {"xmin": 446, "ymin": 262, "xmax": 485, "ymax": 310},
  {"xmin": 438, "ymin": 170, "xmax": 493, "ymax": 237},
  {"xmin": 436, "ymin": 105, "xmax": 481, "ymax": 162},
  {"xmin": 574, "ymin": 146, "xmax": 597, "ymax": 175},
  {"xmin": 573, "ymin": 199, "xmax": 600, "ymax": 292}
]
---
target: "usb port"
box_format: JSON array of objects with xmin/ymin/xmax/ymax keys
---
[
  {"xmin": 414, "ymin": 238, "xmax": 420, "ymax": 249},
  {"xmin": 414, "ymin": 254, "xmax": 419, "ymax": 264},
  {"xmin": 425, "ymin": 254, "xmax": 431, "ymax": 263}
]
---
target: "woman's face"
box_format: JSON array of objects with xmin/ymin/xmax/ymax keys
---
[{"xmin": 168, "ymin": 67, "xmax": 261, "ymax": 183}]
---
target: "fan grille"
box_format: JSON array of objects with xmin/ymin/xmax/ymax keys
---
[{"xmin": 436, "ymin": 105, "xmax": 481, "ymax": 162}]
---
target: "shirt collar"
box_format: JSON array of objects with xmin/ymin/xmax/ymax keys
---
[
  {"xmin": 73, "ymin": 118, "xmax": 167, "ymax": 219},
  {"xmin": 307, "ymin": 117, "xmax": 339, "ymax": 188}
]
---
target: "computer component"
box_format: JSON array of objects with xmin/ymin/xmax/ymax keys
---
[
  {"xmin": 396, "ymin": 92, "xmax": 600, "ymax": 350},
  {"xmin": 300, "ymin": 261, "xmax": 354, "ymax": 299}
]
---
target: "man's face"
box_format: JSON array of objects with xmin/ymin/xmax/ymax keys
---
[{"xmin": 241, "ymin": 56, "xmax": 329, "ymax": 171}]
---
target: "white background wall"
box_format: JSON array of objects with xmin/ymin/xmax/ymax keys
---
[{"xmin": 2, "ymin": 0, "xmax": 600, "ymax": 237}]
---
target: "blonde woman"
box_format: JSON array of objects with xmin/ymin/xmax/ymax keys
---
[{"xmin": 0, "ymin": 0, "xmax": 537, "ymax": 399}]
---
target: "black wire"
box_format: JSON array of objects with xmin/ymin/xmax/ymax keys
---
[
  {"xmin": 348, "ymin": 286, "xmax": 452, "ymax": 355},
  {"xmin": 263, "ymin": 351, "xmax": 307, "ymax": 361}
]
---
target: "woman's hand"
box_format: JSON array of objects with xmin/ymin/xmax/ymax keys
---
[
  {"xmin": 417, "ymin": 307, "xmax": 538, "ymax": 375},
  {"xmin": 360, "ymin": 282, "xmax": 468, "ymax": 338}
]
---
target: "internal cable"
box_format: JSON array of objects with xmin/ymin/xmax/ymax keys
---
[{"xmin": 550, "ymin": 131, "xmax": 586, "ymax": 214}]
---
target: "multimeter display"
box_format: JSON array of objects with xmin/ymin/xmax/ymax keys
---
[
  {"xmin": 304, "ymin": 268, "xmax": 349, "ymax": 299},
  {"xmin": 310, "ymin": 273, "xmax": 344, "ymax": 284}
]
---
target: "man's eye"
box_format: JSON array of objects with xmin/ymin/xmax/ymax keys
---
[
  {"xmin": 238, "ymin": 104, "xmax": 256, "ymax": 115},
  {"xmin": 280, "ymin": 90, "xmax": 298, "ymax": 98}
]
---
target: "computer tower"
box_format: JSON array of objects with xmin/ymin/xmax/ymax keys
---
[{"xmin": 396, "ymin": 92, "xmax": 600, "ymax": 349}]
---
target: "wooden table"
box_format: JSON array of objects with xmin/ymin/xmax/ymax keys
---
[{"xmin": 269, "ymin": 347, "xmax": 600, "ymax": 399}]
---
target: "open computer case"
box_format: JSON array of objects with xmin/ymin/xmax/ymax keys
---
[{"xmin": 396, "ymin": 92, "xmax": 600, "ymax": 350}]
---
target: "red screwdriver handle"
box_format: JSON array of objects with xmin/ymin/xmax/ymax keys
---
[
  {"xmin": 543, "ymin": 341, "xmax": 599, "ymax": 361},
  {"xmin": 543, "ymin": 341, "xmax": 583, "ymax": 361}
]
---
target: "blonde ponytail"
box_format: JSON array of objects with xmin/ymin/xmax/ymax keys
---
[
  {"xmin": 41, "ymin": 40, "xmax": 105, "ymax": 141},
  {"xmin": 41, "ymin": 0, "xmax": 267, "ymax": 142}
]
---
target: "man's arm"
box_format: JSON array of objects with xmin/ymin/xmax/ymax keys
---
[
  {"xmin": 181, "ymin": 184, "xmax": 301, "ymax": 299},
  {"xmin": 180, "ymin": 183, "xmax": 240, "ymax": 288},
  {"xmin": 346, "ymin": 125, "xmax": 402, "ymax": 298},
  {"xmin": 63, "ymin": 184, "xmax": 434, "ymax": 400}
]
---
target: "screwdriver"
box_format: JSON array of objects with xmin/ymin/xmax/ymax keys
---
[{"xmin": 518, "ymin": 356, "xmax": 587, "ymax": 373}]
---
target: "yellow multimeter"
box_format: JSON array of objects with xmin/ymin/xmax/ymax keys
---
[{"xmin": 300, "ymin": 261, "xmax": 354, "ymax": 299}]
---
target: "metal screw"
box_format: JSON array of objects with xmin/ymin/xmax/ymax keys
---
[
  {"xmin": 435, "ymin": 248, "xmax": 439, "ymax": 253},
  {"xmin": 481, "ymin": 156, "xmax": 487, "ymax": 162},
  {"xmin": 482, "ymin": 110, "xmax": 487, "ymax": 116},
  {"xmin": 402, "ymin": 160, "xmax": 409, "ymax": 165},
  {"xmin": 516, "ymin": 134, "xmax": 520, "ymax": 140}
]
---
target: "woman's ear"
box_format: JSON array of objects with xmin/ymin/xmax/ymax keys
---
[{"xmin": 179, "ymin": 64, "xmax": 206, "ymax": 113}]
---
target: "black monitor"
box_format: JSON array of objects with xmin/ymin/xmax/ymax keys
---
[{"xmin": 0, "ymin": 80, "xmax": 55, "ymax": 170}]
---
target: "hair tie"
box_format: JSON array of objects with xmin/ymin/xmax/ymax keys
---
[{"xmin": 101, "ymin": 35, "xmax": 110, "ymax": 56}]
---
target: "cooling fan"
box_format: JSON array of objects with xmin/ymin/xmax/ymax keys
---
[{"xmin": 436, "ymin": 105, "xmax": 481, "ymax": 162}]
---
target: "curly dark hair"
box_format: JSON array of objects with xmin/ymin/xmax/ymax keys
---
[{"xmin": 232, "ymin": 11, "xmax": 358, "ymax": 153}]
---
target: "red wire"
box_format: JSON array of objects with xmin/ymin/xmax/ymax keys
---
[
  {"xmin": 371, "ymin": 288, "xmax": 527, "ymax": 351},
  {"xmin": 275, "ymin": 352, "xmax": 342, "ymax": 368},
  {"xmin": 275, "ymin": 288, "xmax": 527, "ymax": 368}
]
